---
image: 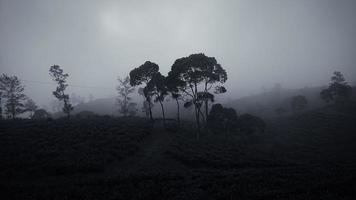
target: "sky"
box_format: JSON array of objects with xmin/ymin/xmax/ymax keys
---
[{"xmin": 1, "ymin": 0, "xmax": 356, "ymax": 108}]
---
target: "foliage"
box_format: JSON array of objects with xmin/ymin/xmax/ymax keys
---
[
  {"xmin": 24, "ymin": 98, "xmax": 38, "ymax": 118},
  {"xmin": 49, "ymin": 65, "xmax": 73, "ymax": 118},
  {"xmin": 0, "ymin": 74, "xmax": 27, "ymax": 119},
  {"xmin": 116, "ymin": 76, "xmax": 137, "ymax": 116},
  {"xmin": 145, "ymin": 72, "xmax": 168, "ymax": 123},
  {"xmin": 320, "ymin": 71, "xmax": 352, "ymax": 104},
  {"xmin": 32, "ymin": 109, "xmax": 51, "ymax": 120},
  {"xmin": 207, "ymin": 104, "xmax": 237, "ymax": 134},
  {"xmin": 129, "ymin": 61, "xmax": 159, "ymax": 120},
  {"xmin": 290, "ymin": 95, "xmax": 308, "ymax": 112},
  {"xmin": 168, "ymin": 53, "xmax": 228, "ymax": 138}
]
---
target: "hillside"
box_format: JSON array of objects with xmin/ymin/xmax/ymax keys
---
[{"xmin": 1, "ymin": 102, "xmax": 356, "ymax": 199}]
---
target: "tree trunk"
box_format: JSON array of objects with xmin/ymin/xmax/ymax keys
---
[
  {"xmin": 195, "ymin": 106, "xmax": 200, "ymax": 140},
  {"xmin": 175, "ymin": 98, "xmax": 180, "ymax": 127},
  {"xmin": 159, "ymin": 100, "xmax": 165, "ymax": 126},
  {"xmin": 205, "ymin": 100, "xmax": 208, "ymax": 121},
  {"xmin": 147, "ymin": 99, "xmax": 153, "ymax": 121}
]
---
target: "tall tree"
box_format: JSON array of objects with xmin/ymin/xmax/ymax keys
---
[
  {"xmin": 0, "ymin": 74, "xmax": 27, "ymax": 119},
  {"xmin": 116, "ymin": 76, "xmax": 137, "ymax": 116},
  {"xmin": 24, "ymin": 98, "xmax": 38, "ymax": 118},
  {"xmin": 49, "ymin": 65, "xmax": 73, "ymax": 119},
  {"xmin": 129, "ymin": 61, "xmax": 159, "ymax": 121},
  {"xmin": 168, "ymin": 53, "xmax": 227, "ymax": 139},
  {"xmin": 320, "ymin": 71, "xmax": 352, "ymax": 104},
  {"xmin": 145, "ymin": 72, "xmax": 168, "ymax": 124},
  {"xmin": 166, "ymin": 73, "xmax": 185, "ymax": 127}
]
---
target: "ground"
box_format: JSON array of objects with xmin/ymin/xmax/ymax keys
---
[{"xmin": 0, "ymin": 103, "xmax": 356, "ymax": 199}]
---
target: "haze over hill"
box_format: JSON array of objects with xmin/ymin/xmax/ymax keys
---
[{"xmin": 1, "ymin": 0, "xmax": 356, "ymax": 108}]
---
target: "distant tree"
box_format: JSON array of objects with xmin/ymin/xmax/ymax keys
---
[
  {"xmin": 49, "ymin": 65, "xmax": 73, "ymax": 119},
  {"xmin": 145, "ymin": 72, "xmax": 168, "ymax": 124},
  {"xmin": 290, "ymin": 95, "xmax": 308, "ymax": 113},
  {"xmin": 116, "ymin": 76, "xmax": 137, "ymax": 117},
  {"xmin": 207, "ymin": 104, "xmax": 238, "ymax": 137},
  {"xmin": 169, "ymin": 53, "xmax": 227, "ymax": 139},
  {"xmin": 0, "ymin": 74, "xmax": 27, "ymax": 119},
  {"xmin": 24, "ymin": 98, "xmax": 38, "ymax": 118},
  {"xmin": 32, "ymin": 109, "xmax": 51, "ymax": 120},
  {"xmin": 320, "ymin": 71, "xmax": 352, "ymax": 104},
  {"xmin": 129, "ymin": 61, "xmax": 159, "ymax": 121}
]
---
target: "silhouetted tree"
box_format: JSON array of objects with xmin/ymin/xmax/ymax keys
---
[
  {"xmin": 116, "ymin": 76, "xmax": 137, "ymax": 116},
  {"xmin": 290, "ymin": 95, "xmax": 308, "ymax": 113},
  {"xmin": 207, "ymin": 104, "xmax": 238, "ymax": 138},
  {"xmin": 320, "ymin": 71, "xmax": 352, "ymax": 104},
  {"xmin": 24, "ymin": 98, "xmax": 38, "ymax": 118},
  {"xmin": 169, "ymin": 53, "xmax": 227, "ymax": 139},
  {"xmin": 138, "ymin": 87, "xmax": 153, "ymax": 119},
  {"xmin": 129, "ymin": 61, "xmax": 159, "ymax": 121},
  {"xmin": 166, "ymin": 70, "xmax": 185, "ymax": 127},
  {"xmin": 49, "ymin": 65, "xmax": 73, "ymax": 119},
  {"xmin": 32, "ymin": 109, "xmax": 51, "ymax": 120},
  {"xmin": 145, "ymin": 72, "xmax": 168, "ymax": 124},
  {"xmin": 0, "ymin": 74, "xmax": 27, "ymax": 119}
]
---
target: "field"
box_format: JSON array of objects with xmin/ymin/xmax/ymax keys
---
[{"xmin": 0, "ymin": 103, "xmax": 356, "ymax": 199}]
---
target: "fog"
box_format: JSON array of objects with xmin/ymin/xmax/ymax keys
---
[{"xmin": 1, "ymin": 0, "xmax": 356, "ymax": 108}]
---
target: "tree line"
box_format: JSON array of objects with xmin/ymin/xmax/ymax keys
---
[{"xmin": 0, "ymin": 53, "xmax": 353, "ymax": 138}]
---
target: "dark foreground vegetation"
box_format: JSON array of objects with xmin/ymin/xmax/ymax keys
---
[{"xmin": 1, "ymin": 102, "xmax": 356, "ymax": 199}]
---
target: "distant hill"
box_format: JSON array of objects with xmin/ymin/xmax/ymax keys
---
[
  {"xmin": 53, "ymin": 86, "xmax": 355, "ymax": 119},
  {"xmin": 224, "ymin": 86, "xmax": 355, "ymax": 118}
]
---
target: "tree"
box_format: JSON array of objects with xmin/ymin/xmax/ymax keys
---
[
  {"xmin": 290, "ymin": 95, "xmax": 308, "ymax": 113},
  {"xmin": 49, "ymin": 65, "xmax": 73, "ymax": 119},
  {"xmin": 24, "ymin": 98, "xmax": 38, "ymax": 118},
  {"xmin": 116, "ymin": 76, "xmax": 137, "ymax": 117},
  {"xmin": 168, "ymin": 53, "xmax": 227, "ymax": 139},
  {"xmin": 129, "ymin": 61, "xmax": 159, "ymax": 121},
  {"xmin": 145, "ymin": 72, "xmax": 168, "ymax": 124},
  {"xmin": 207, "ymin": 104, "xmax": 238, "ymax": 137},
  {"xmin": 0, "ymin": 74, "xmax": 27, "ymax": 119},
  {"xmin": 32, "ymin": 109, "xmax": 51, "ymax": 120},
  {"xmin": 138, "ymin": 87, "xmax": 153, "ymax": 119},
  {"xmin": 320, "ymin": 71, "xmax": 352, "ymax": 104}
]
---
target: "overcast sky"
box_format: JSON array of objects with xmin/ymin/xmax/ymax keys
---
[{"xmin": 1, "ymin": 0, "xmax": 356, "ymax": 107}]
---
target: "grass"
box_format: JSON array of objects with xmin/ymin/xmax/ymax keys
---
[{"xmin": 0, "ymin": 103, "xmax": 356, "ymax": 199}]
